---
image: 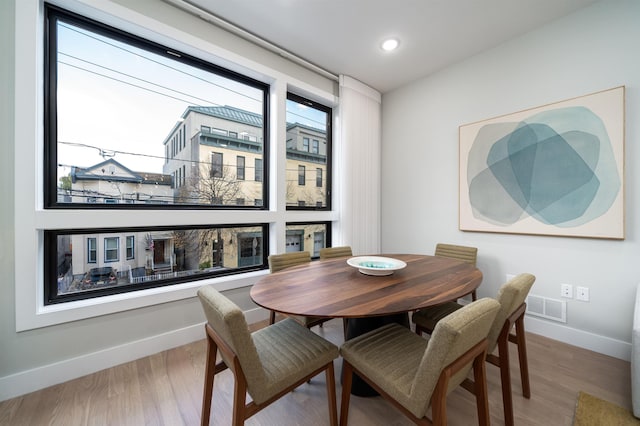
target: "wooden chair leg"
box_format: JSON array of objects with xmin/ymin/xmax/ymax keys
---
[
  {"xmin": 473, "ymin": 353, "xmax": 490, "ymax": 426},
  {"xmin": 513, "ymin": 314, "xmax": 531, "ymax": 398},
  {"xmin": 430, "ymin": 375, "xmax": 448, "ymax": 426},
  {"xmin": 326, "ymin": 363, "xmax": 338, "ymax": 426},
  {"xmin": 232, "ymin": 372, "xmax": 248, "ymax": 426},
  {"xmin": 201, "ymin": 334, "xmax": 216, "ymax": 426},
  {"xmin": 339, "ymin": 362, "xmax": 354, "ymax": 426},
  {"xmin": 497, "ymin": 334, "xmax": 514, "ymax": 426}
]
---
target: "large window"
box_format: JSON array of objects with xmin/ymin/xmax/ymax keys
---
[
  {"xmin": 45, "ymin": 224, "xmax": 267, "ymax": 305},
  {"xmin": 45, "ymin": 5, "xmax": 268, "ymax": 209},
  {"xmin": 285, "ymin": 93, "xmax": 332, "ymax": 210},
  {"xmin": 42, "ymin": 5, "xmax": 271, "ymax": 305},
  {"xmin": 285, "ymin": 222, "xmax": 330, "ymax": 258}
]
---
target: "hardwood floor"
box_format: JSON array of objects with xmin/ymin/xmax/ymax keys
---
[{"xmin": 0, "ymin": 318, "xmax": 632, "ymax": 425}]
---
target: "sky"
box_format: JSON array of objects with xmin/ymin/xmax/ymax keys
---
[
  {"xmin": 56, "ymin": 19, "xmax": 261, "ymax": 175},
  {"xmin": 54, "ymin": 18, "xmax": 326, "ymax": 181}
]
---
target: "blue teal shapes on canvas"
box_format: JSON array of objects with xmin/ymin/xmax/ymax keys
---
[{"xmin": 467, "ymin": 106, "xmax": 620, "ymax": 228}]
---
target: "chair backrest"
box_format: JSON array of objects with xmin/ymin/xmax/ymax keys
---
[
  {"xmin": 411, "ymin": 297, "xmax": 500, "ymax": 416},
  {"xmin": 434, "ymin": 243, "xmax": 478, "ymax": 266},
  {"xmin": 268, "ymin": 251, "xmax": 311, "ymax": 272},
  {"xmin": 487, "ymin": 273, "xmax": 536, "ymax": 352},
  {"xmin": 319, "ymin": 246, "xmax": 353, "ymax": 259},
  {"xmin": 197, "ymin": 286, "xmax": 267, "ymax": 397}
]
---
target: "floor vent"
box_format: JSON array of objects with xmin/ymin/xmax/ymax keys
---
[{"xmin": 526, "ymin": 294, "xmax": 567, "ymax": 323}]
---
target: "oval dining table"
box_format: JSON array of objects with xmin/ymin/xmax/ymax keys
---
[
  {"xmin": 250, "ymin": 253, "xmax": 483, "ymax": 396},
  {"xmin": 251, "ymin": 253, "xmax": 482, "ymax": 319}
]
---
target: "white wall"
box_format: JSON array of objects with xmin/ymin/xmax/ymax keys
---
[{"xmin": 381, "ymin": 0, "xmax": 640, "ymax": 359}]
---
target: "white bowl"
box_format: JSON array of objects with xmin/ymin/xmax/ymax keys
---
[{"xmin": 347, "ymin": 256, "xmax": 407, "ymax": 276}]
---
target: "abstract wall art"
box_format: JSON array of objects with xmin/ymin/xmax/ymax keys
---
[{"xmin": 459, "ymin": 86, "xmax": 624, "ymax": 239}]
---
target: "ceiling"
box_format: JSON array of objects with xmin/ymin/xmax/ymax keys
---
[{"xmin": 180, "ymin": 0, "xmax": 599, "ymax": 93}]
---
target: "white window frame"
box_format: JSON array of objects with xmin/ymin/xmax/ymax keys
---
[
  {"xmin": 126, "ymin": 235, "xmax": 135, "ymax": 260},
  {"xmin": 104, "ymin": 237, "xmax": 119, "ymax": 263},
  {"xmin": 14, "ymin": 0, "xmax": 338, "ymax": 332}
]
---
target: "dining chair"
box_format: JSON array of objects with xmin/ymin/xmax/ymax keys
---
[
  {"xmin": 434, "ymin": 243, "xmax": 479, "ymax": 300},
  {"xmin": 412, "ymin": 273, "xmax": 536, "ymax": 426},
  {"xmin": 340, "ymin": 297, "xmax": 500, "ymax": 426},
  {"xmin": 197, "ymin": 285, "xmax": 339, "ymax": 426},
  {"xmin": 319, "ymin": 246, "xmax": 353, "ymax": 259},
  {"xmin": 268, "ymin": 251, "xmax": 333, "ymax": 329}
]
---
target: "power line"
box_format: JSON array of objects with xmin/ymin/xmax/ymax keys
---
[
  {"xmin": 59, "ymin": 52, "xmax": 223, "ymax": 108},
  {"xmin": 59, "ymin": 21, "xmax": 263, "ymax": 105},
  {"xmin": 60, "ymin": 61, "xmax": 216, "ymax": 108}
]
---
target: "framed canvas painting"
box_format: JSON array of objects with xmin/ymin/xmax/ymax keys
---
[{"xmin": 459, "ymin": 86, "xmax": 624, "ymax": 239}]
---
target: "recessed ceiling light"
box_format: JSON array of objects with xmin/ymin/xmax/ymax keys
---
[{"xmin": 381, "ymin": 38, "xmax": 399, "ymax": 52}]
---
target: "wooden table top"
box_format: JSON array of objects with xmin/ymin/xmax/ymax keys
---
[{"xmin": 250, "ymin": 253, "xmax": 482, "ymax": 318}]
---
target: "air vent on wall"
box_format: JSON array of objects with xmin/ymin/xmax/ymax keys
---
[{"xmin": 526, "ymin": 294, "xmax": 567, "ymax": 323}]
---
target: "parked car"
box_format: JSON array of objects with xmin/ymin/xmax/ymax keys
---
[{"xmin": 82, "ymin": 266, "xmax": 117, "ymax": 288}]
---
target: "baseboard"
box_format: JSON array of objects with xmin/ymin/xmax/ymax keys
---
[
  {"xmin": 0, "ymin": 307, "xmax": 268, "ymax": 402},
  {"xmin": 1, "ymin": 307, "xmax": 628, "ymax": 402},
  {"xmin": 525, "ymin": 315, "xmax": 631, "ymax": 361}
]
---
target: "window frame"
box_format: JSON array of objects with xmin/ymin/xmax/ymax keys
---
[
  {"xmin": 210, "ymin": 152, "xmax": 223, "ymax": 178},
  {"xmin": 43, "ymin": 4, "xmax": 270, "ymax": 211},
  {"xmin": 285, "ymin": 92, "xmax": 332, "ymax": 211},
  {"xmin": 255, "ymin": 158, "xmax": 263, "ymax": 182},
  {"xmin": 39, "ymin": 4, "xmax": 275, "ymax": 306},
  {"xmin": 298, "ymin": 165, "xmax": 306, "ymax": 186},
  {"xmin": 126, "ymin": 235, "xmax": 135, "ymax": 260},
  {"xmin": 87, "ymin": 237, "xmax": 97, "ymax": 264},
  {"xmin": 104, "ymin": 237, "xmax": 120, "ymax": 263},
  {"xmin": 43, "ymin": 223, "xmax": 270, "ymax": 305},
  {"xmin": 237, "ymin": 155, "xmax": 245, "ymax": 180}
]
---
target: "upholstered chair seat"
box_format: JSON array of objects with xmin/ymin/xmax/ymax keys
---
[{"xmin": 340, "ymin": 298, "xmax": 501, "ymax": 425}]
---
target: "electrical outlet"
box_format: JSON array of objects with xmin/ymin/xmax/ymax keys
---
[
  {"xmin": 561, "ymin": 283, "xmax": 573, "ymax": 298},
  {"xmin": 576, "ymin": 286, "xmax": 589, "ymax": 302}
]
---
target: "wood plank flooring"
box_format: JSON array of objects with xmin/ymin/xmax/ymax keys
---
[{"xmin": 0, "ymin": 318, "xmax": 632, "ymax": 425}]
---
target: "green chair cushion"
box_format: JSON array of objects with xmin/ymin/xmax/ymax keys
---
[
  {"xmin": 342, "ymin": 298, "xmax": 500, "ymax": 419},
  {"xmin": 412, "ymin": 301, "xmax": 462, "ymax": 332},
  {"xmin": 197, "ymin": 286, "xmax": 338, "ymax": 405},
  {"xmin": 253, "ymin": 318, "xmax": 339, "ymax": 403}
]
